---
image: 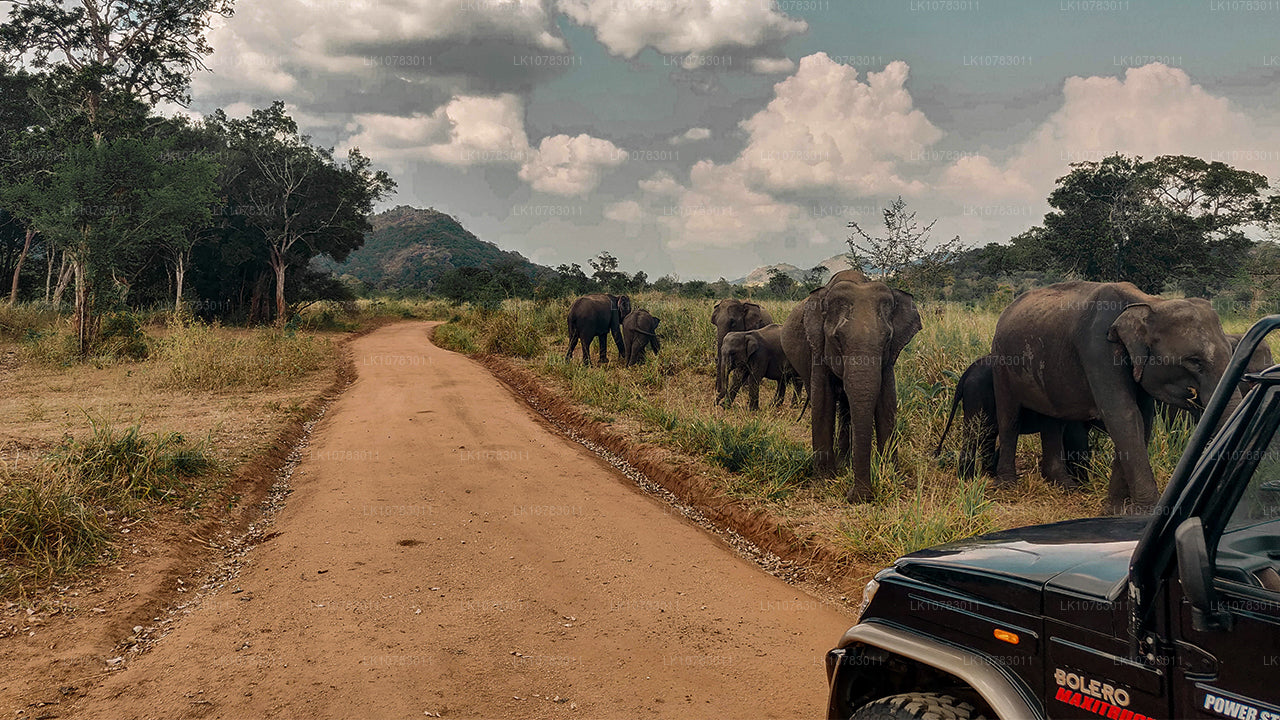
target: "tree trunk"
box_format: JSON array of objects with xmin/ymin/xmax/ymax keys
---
[
  {"xmin": 270, "ymin": 251, "xmax": 288, "ymax": 327},
  {"xmin": 72, "ymin": 256, "xmax": 92, "ymax": 356},
  {"xmin": 9, "ymin": 227, "xmax": 34, "ymax": 306},
  {"xmin": 173, "ymin": 249, "xmax": 187, "ymax": 312},
  {"xmin": 52, "ymin": 252, "xmax": 73, "ymax": 309},
  {"xmin": 44, "ymin": 241, "xmax": 54, "ymax": 303}
]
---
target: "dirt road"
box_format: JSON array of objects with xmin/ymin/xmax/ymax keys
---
[{"xmin": 64, "ymin": 322, "xmax": 853, "ymax": 719}]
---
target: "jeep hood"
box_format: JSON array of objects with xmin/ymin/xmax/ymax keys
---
[{"xmin": 892, "ymin": 516, "xmax": 1151, "ymax": 615}]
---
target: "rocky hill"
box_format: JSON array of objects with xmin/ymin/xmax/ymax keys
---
[
  {"xmin": 734, "ymin": 254, "xmax": 861, "ymax": 286},
  {"xmin": 330, "ymin": 206, "xmax": 549, "ymax": 290}
]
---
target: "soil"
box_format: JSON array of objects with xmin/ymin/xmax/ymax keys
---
[{"xmin": 10, "ymin": 322, "xmax": 854, "ymax": 719}]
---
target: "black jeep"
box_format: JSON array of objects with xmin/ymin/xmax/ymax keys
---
[{"xmin": 826, "ymin": 317, "xmax": 1280, "ymax": 720}]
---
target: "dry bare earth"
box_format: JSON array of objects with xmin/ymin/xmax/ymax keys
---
[{"xmin": 49, "ymin": 322, "xmax": 850, "ymax": 719}]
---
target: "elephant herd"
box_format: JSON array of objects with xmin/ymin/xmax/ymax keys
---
[{"xmin": 565, "ymin": 276, "xmax": 1273, "ymax": 515}]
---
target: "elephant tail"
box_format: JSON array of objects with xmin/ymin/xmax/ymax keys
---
[{"xmin": 934, "ymin": 382, "xmax": 964, "ymax": 457}]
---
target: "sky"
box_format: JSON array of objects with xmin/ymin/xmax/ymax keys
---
[{"xmin": 162, "ymin": 0, "xmax": 1280, "ymax": 280}]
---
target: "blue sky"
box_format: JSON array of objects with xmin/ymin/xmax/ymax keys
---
[{"xmin": 172, "ymin": 0, "xmax": 1280, "ymax": 280}]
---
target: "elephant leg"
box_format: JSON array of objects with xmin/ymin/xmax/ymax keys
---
[
  {"xmin": 581, "ymin": 336, "xmax": 592, "ymax": 366},
  {"xmin": 1037, "ymin": 420, "xmax": 1077, "ymax": 490},
  {"xmin": 874, "ymin": 367, "xmax": 897, "ymax": 462},
  {"xmin": 809, "ymin": 369, "xmax": 837, "ymax": 478},
  {"xmin": 992, "ymin": 372, "xmax": 1021, "ymax": 487},
  {"xmin": 978, "ymin": 415, "xmax": 998, "ymax": 478},
  {"xmin": 771, "ymin": 376, "xmax": 786, "ymax": 408},
  {"xmin": 747, "ymin": 375, "xmax": 760, "ymax": 411},
  {"xmin": 598, "ymin": 333, "xmax": 609, "ymax": 364},
  {"xmin": 1063, "ymin": 422, "xmax": 1091, "ymax": 487}
]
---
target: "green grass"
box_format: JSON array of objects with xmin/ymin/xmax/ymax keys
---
[
  {"xmin": 0, "ymin": 418, "xmax": 216, "ymax": 597},
  {"xmin": 432, "ymin": 293, "xmax": 1278, "ymax": 570}
]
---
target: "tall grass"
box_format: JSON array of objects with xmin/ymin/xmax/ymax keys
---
[
  {"xmin": 0, "ymin": 419, "xmax": 215, "ymax": 596},
  {"xmin": 151, "ymin": 317, "xmax": 334, "ymax": 391}
]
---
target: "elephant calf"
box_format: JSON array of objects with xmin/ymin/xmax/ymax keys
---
[
  {"xmin": 622, "ymin": 309, "xmax": 661, "ymax": 366},
  {"xmin": 566, "ymin": 293, "xmax": 631, "ymax": 366},
  {"xmin": 936, "ymin": 354, "xmax": 1095, "ymax": 488},
  {"xmin": 718, "ymin": 324, "xmax": 802, "ymax": 410},
  {"xmin": 711, "ymin": 299, "xmax": 774, "ymax": 401}
]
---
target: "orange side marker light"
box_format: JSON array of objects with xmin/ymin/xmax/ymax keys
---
[{"xmin": 994, "ymin": 628, "xmax": 1020, "ymax": 645}]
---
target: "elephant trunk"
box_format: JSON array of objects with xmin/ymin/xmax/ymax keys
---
[{"xmin": 844, "ymin": 362, "xmax": 882, "ymax": 503}]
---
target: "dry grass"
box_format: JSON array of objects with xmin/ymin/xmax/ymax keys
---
[{"xmin": 0, "ymin": 315, "xmax": 346, "ymax": 597}]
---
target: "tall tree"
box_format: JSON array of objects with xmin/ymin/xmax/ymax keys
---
[
  {"xmin": 0, "ymin": 0, "xmax": 234, "ymax": 134},
  {"xmin": 33, "ymin": 136, "xmax": 218, "ymax": 354},
  {"xmin": 1025, "ymin": 154, "xmax": 1268, "ymax": 295},
  {"xmin": 211, "ymin": 103, "xmax": 394, "ymax": 324}
]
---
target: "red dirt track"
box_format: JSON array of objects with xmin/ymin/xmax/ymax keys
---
[{"xmin": 55, "ymin": 321, "xmax": 853, "ymax": 719}]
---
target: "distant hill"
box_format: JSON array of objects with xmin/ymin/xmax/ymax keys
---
[
  {"xmin": 734, "ymin": 254, "xmax": 861, "ymax": 286},
  {"xmin": 329, "ymin": 206, "xmax": 550, "ymax": 290}
]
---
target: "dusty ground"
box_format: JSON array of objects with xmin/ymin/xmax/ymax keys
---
[{"xmin": 26, "ymin": 322, "xmax": 852, "ymax": 719}]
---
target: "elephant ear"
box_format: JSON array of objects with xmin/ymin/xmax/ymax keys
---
[
  {"xmin": 885, "ymin": 289, "xmax": 922, "ymax": 366},
  {"xmin": 651, "ymin": 316, "xmax": 660, "ymax": 329},
  {"xmin": 803, "ymin": 289, "xmax": 828, "ymax": 363},
  {"xmin": 745, "ymin": 302, "xmax": 770, "ymax": 328},
  {"xmin": 1107, "ymin": 303, "xmax": 1153, "ymax": 383},
  {"xmin": 745, "ymin": 333, "xmax": 760, "ymax": 359}
]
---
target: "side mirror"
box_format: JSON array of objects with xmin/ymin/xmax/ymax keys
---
[{"xmin": 1175, "ymin": 517, "xmax": 1233, "ymax": 632}]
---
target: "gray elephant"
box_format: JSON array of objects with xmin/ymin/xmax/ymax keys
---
[
  {"xmin": 935, "ymin": 354, "xmax": 1097, "ymax": 488},
  {"xmin": 566, "ymin": 293, "xmax": 631, "ymax": 366},
  {"xmin": 711, "ymin": 299, "xmax": 774, "ymax": 399},
  {"xmin": 1158, "ymin": 332, "xmax": 1274, "ymax": 426},
  {"xmin": 717, "ymin": 324, "xmax": 802, "ymax": 410},
  {"xmin": 990, "ymin": 281, "xmax": 1239, "ymax": 514},
  {"xmin": 622, "ymin": 309, "xmax": 661, "ymax": 366},
  {"xmin": 782, "ymin": 272, "xmax": 921, "ymax": 503}
]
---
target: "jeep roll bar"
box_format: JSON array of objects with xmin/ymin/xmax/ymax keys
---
[{"xmin": 1127, "ymin": 314, "xmax": 1280, "ymax": 654}]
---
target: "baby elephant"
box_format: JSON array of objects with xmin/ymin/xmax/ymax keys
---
[
  {"xmin": 621, "ymin": 309, "xmax": 661, "ymax": 366},
  {"xmin": 718, "ymin": 324, "xmax": 802, "ymax": 410}
]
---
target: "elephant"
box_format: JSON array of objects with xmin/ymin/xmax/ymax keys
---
[
  {"xmin": 711, "ymin": 299, "xmax": 774, "ymax": 399},
  {"xmin": 781, "ymin": 272, "xmax": 921, "ymax": 503},
  {"xmin": 565, "ymin": 293, "xmax": 631, "ymax": 366},
  {"xmin": 717, "ymin": 324, "xmax": 803, "ymax": 410},
  {"xmin": 935, "ymin": 354, "xmax": 1097, "ymax": 488},
  {"xmin": 622, "ymin": 309, "xmax": 661, "ymax": 366},
  {"xmin": 989, "ymin": 281, "xmax": 1239, "ymax": 514}
]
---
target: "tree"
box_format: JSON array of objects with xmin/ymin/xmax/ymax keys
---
[
  {"xmin": 0, "ymin": 0, "xmax": 235, "ymax": 134},
  {"xmin": 33, "ymin": 136, "xmax": 218, "ymax": 354},
  {"xmin": 765, "ymin": 268, "xmax": 797, "ymax": 297},
  {"xmin": 212, "ymin": 103, "xmax": 394, "ymax": 324},
  {"xmin": 1031, "ymin": 154, "xmax": 1267, "ymax": 295},
  {"xmin": 846, "ymin": 196, "xmax": 964, "ymax": 295},
  {"xmin": 801, "ymin": 265, "xmax": 826, "ymax": 292}
]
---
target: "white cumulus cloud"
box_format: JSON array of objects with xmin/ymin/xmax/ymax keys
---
[
  {"xmin": 556, "ymin": 0, "xmax": 806, "ymax": 58},
  {"xmin": 669, "ymin": 127, "xmax": 712, "ymax": 145},
  {"xmin": 345, "ymin": 94, "xmax": 531, "ymax": 168},
  {"xmin": 518, "ymin": 133, "xmax": 628, "ymax": 195}
]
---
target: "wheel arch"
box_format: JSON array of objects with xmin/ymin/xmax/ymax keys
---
[{"xmin": 827, "ymin": 623, "xmax": 1044, "ymax": 720}]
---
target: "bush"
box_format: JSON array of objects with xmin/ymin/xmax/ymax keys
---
[
  {"xmin": 51, "ymin": 418, "xmax": 214, "ymax": 507},
  {"xmin": 0, "ymin": 303, "xmax": 59, "ymax": 342},
  {"xmin": 0, "ymin": 468, "xmax": 109, "ymax": 593},
  {"xmin": 0, "ymin": 418, "xmax": 215, "ymax": 596},
  {"xmin": 97, "ymin": 311, "xmax": 150, "ymax": 359}
]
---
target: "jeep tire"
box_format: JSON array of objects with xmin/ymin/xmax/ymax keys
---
[{"xmin": 850, "ymin": 692, "xmax": 988, "ymax": 720}]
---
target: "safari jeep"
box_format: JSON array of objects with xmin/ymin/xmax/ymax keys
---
[{"xmin": 825, "ymin": 316, "xmax": 1280, "ymax": 720}]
